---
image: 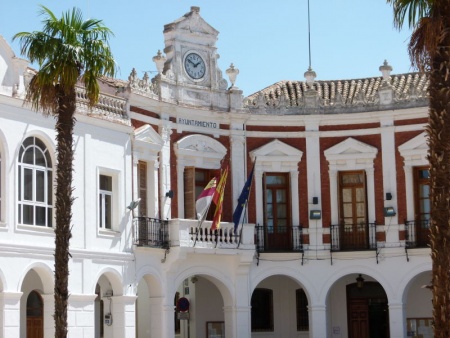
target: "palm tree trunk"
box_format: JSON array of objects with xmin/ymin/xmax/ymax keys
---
[
  {"xmin": 53, "ymin": 86, "xmax": 75, "ymax": 338},
  {"xmin": 428, "ymin": 7, "xmax": 450, "ymax": 335}
]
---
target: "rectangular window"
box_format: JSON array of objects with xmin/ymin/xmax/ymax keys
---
[
  {"xmin": 296, "ymin": 289, "xmax": 309, "ymax": 331},
  {"xmin": 263, "ymin": 173, "xmax": 291, "ymax": 250},
  {"xmin": 251, "ymin": 288, "xmax": 273, "ymax": 332},
  {"xmin": 184, "ymin": 167, "xmax": 216, "ymax": 219},
  {"xmin": 99, "ymin": 174, "xmax": 113, "ymax": 229},
  {"xmin": 138, "ymin": 161, "xmax": 148, "ymax": 217},
  {"xmin": 338, "ymin": 171, "xmax": 368, "ymax": 250}
]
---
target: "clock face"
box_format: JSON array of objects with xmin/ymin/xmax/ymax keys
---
[{"xmin": 184, "ymin": 53, "xmax": 206, "ymax": 80}]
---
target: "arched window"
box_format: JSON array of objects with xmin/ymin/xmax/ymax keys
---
[{"xmin": 18, "ymin": 137, "xmax": 53, "ymax": 226}]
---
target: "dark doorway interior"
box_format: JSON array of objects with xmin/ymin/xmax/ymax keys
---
[{"xmin": 347, "ymin": 281, "xmax": 389, "ymax": 338}]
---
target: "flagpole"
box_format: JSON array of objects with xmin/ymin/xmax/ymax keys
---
[
  {"xmin": 236, "ymin": 161, "xmax": 256, "ymax": 248},
  {"xmin": 193, "ymin": 201, "xmax": 212, "ymax": 247},
  {"xmin": 237, "ymin": 177, "xmax": 255, "ymax": 248}
]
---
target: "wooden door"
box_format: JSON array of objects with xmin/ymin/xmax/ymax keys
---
[
  {"xmin": 264, "ymin": 173, "xmax": 291, "ymax": 250},
  {"xmin": 339, "ymin": 171, "xmax": 368, "ymax": 250},
  {"xmin": 27, "ymin": 291, "xmax": 43, "ymax": 338},
  {"xmin": 348, "ymin": 298, "xmax": 369, "ymax": 338}
]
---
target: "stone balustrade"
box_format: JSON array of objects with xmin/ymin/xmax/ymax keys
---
[{"xmin": 75, "ymin": 86, "xmax": 130, "ymax": 125}]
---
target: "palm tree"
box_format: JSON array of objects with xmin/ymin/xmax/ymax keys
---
[
  {"xmin": 387, "ymin": 1, "xmax": 450, "ymax": 336},
  {"xmin": 14, "ymin": 6, "xmax": 116, "ymax": 337}
]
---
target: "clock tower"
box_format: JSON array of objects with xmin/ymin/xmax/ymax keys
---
[{"xmin": 152, "ymin": 6, "xmax": 242, "ymax": 111}]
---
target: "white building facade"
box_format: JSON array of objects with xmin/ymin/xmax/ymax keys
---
[{"xmin": 0, "ymin": 7, "xmax": 432, "ymax": 338}]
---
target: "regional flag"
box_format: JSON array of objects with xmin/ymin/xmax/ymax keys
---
[
  {"xmin": 195, "ymin": 177, "xmax": 217, "ymax": 220},
  {"xmin": 232, "ymin": 163, "xmax": 255, "ymax": 232},
  {"xmin": 211, "ymin": 165, "xmax": 229, "ymax": 230}
]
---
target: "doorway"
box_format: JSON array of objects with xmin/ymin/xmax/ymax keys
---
[
  {"xmin": 26, "ymin": 290, "xmax": 43, "ymax": 338},
  {"xmin": 347, "ymin": 281, "xmax": 389, "ymax": 338}
]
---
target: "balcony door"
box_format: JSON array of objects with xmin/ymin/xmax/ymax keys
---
[
  {"xmin": 264, "ymin": 173, "xmax": 291, "ymax": 250},
  {"xmin": 339, "ymin": 171, "xmax": 368, "ymax": 250}
]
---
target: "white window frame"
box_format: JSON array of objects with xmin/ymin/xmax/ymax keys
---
[
  {"xmin": 324, "ymin": 137, "xmax": 378, "ymax": 226},
  {"xmin": 97, "ymin": 168, "xmax": 120, "ymax": 232},
  {"xmin": 249, "ymin": 139, "xmax": 303, "ymax": 227},
  {"xmin": 18, "ymin": 137, "xmax": 53, "ymax": 227},
  {"xmin": 398, "ymin": 132, "xmax": 428, "ymax": 221},
  {"xmin": 174, "ymin": 134, "xmax": 227, "ymax": 218}
]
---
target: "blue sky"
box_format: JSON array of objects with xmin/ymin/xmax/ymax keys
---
[{"xmin": 2, "ymin": 1, "xmax": 413, "ymax": 97}]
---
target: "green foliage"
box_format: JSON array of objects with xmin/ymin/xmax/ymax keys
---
[{"xmin": 13, "ymin": 5, "xmax": 116, "ymax": 114}]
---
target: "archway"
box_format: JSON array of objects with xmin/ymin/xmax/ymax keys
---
[
  {"xmin": 327, "ymin": 273, "xmax": 389, "ymax": 338},
  {"xmin": 174, "ymin": 274, "xmax": 227, "ymax": 338},
  {"xmin": 346, "ymin": 280, "xmax": 389, "ymax": 338},
  {"xmin": 403, "ymin": 271, "xmax": 433, "ymax": 336},
  {"xmin": 20, "ymin": 266, "xmax": 53, "ymax": 338},
  {"xmin": 250, "ymin": 275, "xmax": 310, "ymax": 338},
  {"xmin": 135, "ymin": 274, "xmax": 164, "ymax": 338}
]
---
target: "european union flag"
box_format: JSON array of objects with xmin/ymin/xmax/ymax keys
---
[{"xmin": 232, "ymin": 163, "xmax": 255, "ymax": 233}]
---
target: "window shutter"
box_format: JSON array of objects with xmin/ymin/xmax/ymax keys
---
[
  {"xmin": 138, "ymin": 161, "xmax": 147, "ymax": 217},
  {"xmin": 184, "ymin": 167, "xmax": 196, "ymax": 219}
]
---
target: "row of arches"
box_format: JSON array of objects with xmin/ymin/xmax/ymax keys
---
[{"xmin": 0, "ymin": 256, "xmax": 432, "ymax": 337}]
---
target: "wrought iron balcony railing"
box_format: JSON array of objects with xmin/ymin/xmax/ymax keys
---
[
  {"xmin": 330, "ymin": 222, "xmax": 377, "ymax": 251},
  {"xmin": 255, "ymin": 224, "xmax": 304, "ymax": 253},
  {"xmin": 133, "ymin": 217, "xmax": 169, "ymax": 249},
  {"xmin": 405, "ymin": 219, "xmax": 430, "ymax": 248}
]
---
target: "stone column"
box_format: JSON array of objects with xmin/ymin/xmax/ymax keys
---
[
  {"xmin": 0, "ymin": 292, "xmax": 22, "ymax": 338},
  {"xmin": 329, "ymin": 170, "xmax": 338, "ymax": 224},
  {"xmin": 388, "ymin": 302, "xmax": 406, "ymax": 338},
  {"xmin": 366, "ymin": 167, "xmax": 376, "ymax": 222},
  {"xmin": 162, "ymin": 303, "xmax": 176, "ymax": 338},
  {"xmin": 290, "ymin": 170, "xmax": 300, "ymax": 226},
  {"xmin": 68, "ymin": 293, "xmax": 96, "ymax": 337},
  {"xmin": 107, "ymin": 295, "xmax": 137, "ymax": 338},
  {"xmin": 177, "ymin": 164, "xmax": 185, "ymax": 218},
  {"xmin": 254, "ymin": 170, "xmax": 264, "ymax": 225},
  {"xmin": 309, "ymin": 304, "xmax": 328, "ymax": 338},
  {"xmin": 159, "ymin": 120, "xmax": 172, "ymax": 219},
  {"xmin": 148, "ymin": 296, "xmax": 165, "ymax": 338}
]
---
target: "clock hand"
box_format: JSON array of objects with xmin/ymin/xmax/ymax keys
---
[{"xmin": 187, "ymin": 59, "xmax": 195, "ymax": 66}]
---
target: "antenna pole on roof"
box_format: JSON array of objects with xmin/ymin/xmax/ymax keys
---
[{"xmin": 307, "ymin": 0, "xmax": 312, "ymax": 69}]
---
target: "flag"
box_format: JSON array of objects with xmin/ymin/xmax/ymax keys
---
[
  {"xmin": 232, "ymin": 163, "xmax": 255, "ymax": 232},
  {"xmin": 211, "ymin": 165, "xmax": 229, "ymax": 230},
  {"xmin": 195, "ymin": 177, "xmax": 217, "ymax": 220}
]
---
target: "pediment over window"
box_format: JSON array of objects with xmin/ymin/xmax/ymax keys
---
[
  {"xmin": 324, "ymin": 137, "xmax": 378, "ymax": 170},
  {"xmin": 175, "ymin": 134, "xmax": 226, "ymax": 168},
  {"xmin": 250, "ymin": 139, "xmax": 303, "ymax": 172},
  {"xmin": 398, "ymin": 132, "xmax": 428, "ymax": 166},
  {"xmin": 134, "ymin": 124, "xmax": 164, "ymax": 159},
  {"xmin": 135, "ymin": 124, "xmax": 164, "ymax": 146}
]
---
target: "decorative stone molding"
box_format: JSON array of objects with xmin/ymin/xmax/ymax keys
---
[{"xmin": 174, "ymin": 134, "xmax": 227, "ymax": 169}]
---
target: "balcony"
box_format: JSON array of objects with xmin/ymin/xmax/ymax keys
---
[
  {"xmin": 330, "ymin": 222, "xmax": 377, "ymax": 251},
  {"xmin": 75, "ymin": 86, "xmax": 130, "ymax": 126},
  {"xmin": 255, "ymin": 224, "xmax": 304, "ymax": 253},
  {"xmin": 133, "ymin": 217, "xmax": 169, "ymax": 249},
  {"xmin": 405, "ymin": 220, "xmax": 430, "ymax": 248},
  {"xmin": 133, "ymin": 217, "xmax": 255, "ymax": 251}
]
